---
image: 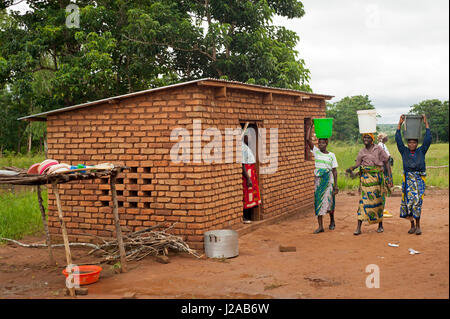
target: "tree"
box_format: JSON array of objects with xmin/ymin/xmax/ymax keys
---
[
  {"xmin": 0, "ymin": 1, "xmax": 311, "ymax": 153},
  {"xmin": 0, "ymin": 89, "xmax": 30, "ymax": 153},
  {"xmin": 408, "ymin": 99, "xmax": 449, "ymax": 142},
  {"xmin": 326, "ymin": 95, "xmax": 376, "ymax": 141},
  {"xmin": 124, "ymin": 0, "xmax": 311, "ymax": 90}
]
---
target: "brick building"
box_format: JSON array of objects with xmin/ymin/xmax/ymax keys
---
[{"xmin": 21, "ymin": 79, "xmax": 332, "ymax": 249}]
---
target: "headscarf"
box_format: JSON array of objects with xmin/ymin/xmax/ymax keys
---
[
  {"xmin": 362, "ymin": 133, "xmax": 375, "ymax": 144},
  {"xmin": 377, "ymin": 132, "xmax": 387, "ymax": 140}
]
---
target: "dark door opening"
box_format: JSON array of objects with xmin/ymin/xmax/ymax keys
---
[
  {"xmin": 240, "ymin": 121, "xmax": 263, "ymax": 222},
  {"xmin": 304, "ymin": 117, "xmax": 313, "ymax": 161}
]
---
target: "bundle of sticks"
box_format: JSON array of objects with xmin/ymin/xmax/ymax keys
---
[
  {"xmin": 88, "ymin": 223, "xmax": 203, "ymax": 262},
  {"xmin": 1, "ymin": 223, "xmax": 202, "ymax": 263}
]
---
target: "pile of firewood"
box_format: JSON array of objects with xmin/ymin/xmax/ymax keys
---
[
  {"xmin": 1, "ymin": 223, "xmax": 202, "ymax": 263},
  {"xmin": 88, "ymin": 224, "xmax": 202, "ymax": 262}
]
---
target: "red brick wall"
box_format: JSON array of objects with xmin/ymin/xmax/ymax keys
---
[
  {"xmin": 199, "ymin": 87, "xmax": 325, "ymax": 226},
  {"xmin": 46, "ymin": 84, "xmax": 326, "ymax": 249}
]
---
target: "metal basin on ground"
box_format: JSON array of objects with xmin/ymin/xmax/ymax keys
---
[{"xmin": 204, "ymin": 229, "xmax": 239, "ymax": 259}]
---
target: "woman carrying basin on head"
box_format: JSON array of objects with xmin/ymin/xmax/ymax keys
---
[
  {"xmin": 347, "ymin": 133, "xmax": 393, "ymax": 235},
  {"xmin": 395, "ymin": 114, "xmax": 431, "ymax": 235},
  {"xmin": 306, "ymin": 121, "xmax": 339, "ymax": 234}
]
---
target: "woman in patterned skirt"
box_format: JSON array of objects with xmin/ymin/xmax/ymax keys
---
[
  {"xmin": 396, "ymin": 114, "xmax": 431, "ymax": 235},
  {"xmin": 306, "ymin": 123, "xmax": 339, "ymax": 234},
  {"xmin": 347, "ymin": 133, "xmax": 393, "ymax": 235}
]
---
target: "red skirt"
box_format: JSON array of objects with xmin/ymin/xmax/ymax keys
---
[{"xmin": 243, "ymin": 164, "xmax": 261, "ymax": 209}]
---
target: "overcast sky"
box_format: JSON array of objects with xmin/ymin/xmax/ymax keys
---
[
  {"xmin": 274, "ymin": 0, "xmax": 449, "ymax": 123},
  {"xmin": 8, "ymin": 1, "xmax": 450, "ymax": 124}
]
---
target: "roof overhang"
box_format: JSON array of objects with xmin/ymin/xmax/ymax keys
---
[{"xmin": 18, "ymin": 78, "xmax": 334, "ymax": 122}]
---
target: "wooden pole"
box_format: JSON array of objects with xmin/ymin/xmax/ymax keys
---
[
  {"xmin": 27, "ymin": 122, "xmax": 32, "ymax": 154},
  {"xmin": 37, "ymin": 185, "xmax": 55, "ymax": 266},
  {"xmin": 52, "ymin": 180, "xmax": 75, "ymax": 297},
  {"xmin": 110, "ymin": 170, "xmax": 127, "ymax": 273}
]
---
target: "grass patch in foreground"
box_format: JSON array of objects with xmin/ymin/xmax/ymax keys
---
[{"xmin": 0, "ymin": 190, "xmax": 45, "ymax": 241}]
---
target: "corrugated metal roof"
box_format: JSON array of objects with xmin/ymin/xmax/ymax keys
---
[{"xmin": 18, "ymin": 78, "xmax": 333, "ymax": 121}]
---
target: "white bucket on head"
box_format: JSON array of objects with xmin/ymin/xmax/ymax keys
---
[{"xmin": 357, "ymin": 110, "xmax": 377, "ymax": 134}]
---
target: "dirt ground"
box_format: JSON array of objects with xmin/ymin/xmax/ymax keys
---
[{"xmin": 0, "ymin": 188, "xmax": 448, "ymax": 299}]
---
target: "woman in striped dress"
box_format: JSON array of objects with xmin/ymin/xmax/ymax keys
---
[{"xmin": 306, "ymin": 125, "xmax": 339, "ymax": 234}]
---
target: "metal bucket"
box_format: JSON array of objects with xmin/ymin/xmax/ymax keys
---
[
  {"xmin": 204, "ymin": 229, "xmax": 239, "ymax": 259},
  {"xmin": 404, "ymin": 114, "xmax": 423, "ymax": 140}
]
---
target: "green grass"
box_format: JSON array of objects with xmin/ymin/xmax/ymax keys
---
[
  {"xmin": 329, "ymin": 141, "xmax": 449, "ymax": 190},
  {"xmin": 0, "ymin": 189, "xmax": 46, "ymax": 241},
  {"xmin": 0, "ymin": 152, "xmax": 46, "ymax": 169},
  {"xmin": 1, "ymin": 153, "xmax": 47, "ymax": 241}
]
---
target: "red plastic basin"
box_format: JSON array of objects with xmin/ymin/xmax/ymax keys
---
[{"xmin": 62, "ymin": 265, "xmax": 102, "ymax": 286}]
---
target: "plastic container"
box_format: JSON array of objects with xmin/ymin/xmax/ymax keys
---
[
  {"xmin": 27, "ymin": 163, "xmax": 41, "ymax": 175},
  {"xmin": 313, "ymin": 118, "xmax": 333, "ymax": 138},
  {"xmin": 204, "ymin": 229, "xmax": 239, "ymax": 259},
  {"xmin": 404, "ymin": 114, "xmax": 423, "ymax": 140},
  {"xmin": 70, "ymin": 164, "xmax": 86, "ymax": 173},
  {"xmin": 47, "ymin": 163, "xmax": 71, "ymax": 175},
  {"xmin": 357, "ymin": 110, "xmax": 377, "ymax": 134},
  {"xmin": 38, "ymin": 159, "xmax": 59, "ymax": 175},
  {"xmin": 62, "ymin": 265, "xmax": 102, "ymax": 285}
]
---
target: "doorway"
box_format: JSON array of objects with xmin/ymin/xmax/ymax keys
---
[
  {"xmin": 240, "ymin": 121, "xmax": 263, "ymax": 222},
  {"xmin": 304, "ymin": 118, "xmax": 313, "ymax": 161}
]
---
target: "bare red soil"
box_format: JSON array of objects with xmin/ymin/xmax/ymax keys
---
[{"xmin": 0, "ymin": 189, "xmax": 448, "ymax": 299}]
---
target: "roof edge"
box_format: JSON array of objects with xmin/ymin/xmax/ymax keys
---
[{"xmin": 18, "ymin": 78, "xmax": 334, "ymax": 121}]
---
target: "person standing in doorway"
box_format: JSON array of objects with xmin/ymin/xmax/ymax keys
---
[{"xmin": 242, "ymin": 128, "xmax": 261, "ymax": 224}]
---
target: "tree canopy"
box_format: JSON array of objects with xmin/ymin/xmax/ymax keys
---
[{"xmin": 0, "ymin": 0, "xmax": 311, "ymax": 153}]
